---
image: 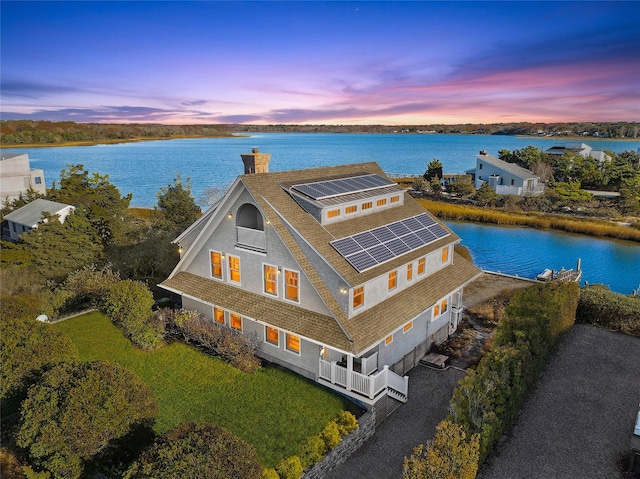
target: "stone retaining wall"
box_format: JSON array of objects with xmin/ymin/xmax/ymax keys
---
[{"xmin": 304, "ymin": 410, "xmax": 376, "ymax": 479}]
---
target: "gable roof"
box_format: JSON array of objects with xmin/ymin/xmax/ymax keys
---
[
  {"xmin": 477, "ymin": 153, "xmax": 539, "ymax": 180},
  {"xmin": 3, "ymin": 199, "xmax": 73, "ymax": 226},
  {"xmin": 161, "ymin": 161, "xmax": 481, "ymax": 355},
  {"xmin": 161, "ymin": 253, "xmax": 480, "ymax": 355}
]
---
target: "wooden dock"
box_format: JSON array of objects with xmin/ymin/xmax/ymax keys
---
[{"xmin": 536, "ymin": 258, "xmax": 582, "ymax": 283}]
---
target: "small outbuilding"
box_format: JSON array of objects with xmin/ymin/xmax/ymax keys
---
[{"xmin": 3, "ymin": 198, "xmax": 75, "ymax": 241}]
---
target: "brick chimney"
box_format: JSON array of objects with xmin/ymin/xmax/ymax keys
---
[{"xmin": 241, "ymin": 148, "xmax": 271, "ymax": 174}]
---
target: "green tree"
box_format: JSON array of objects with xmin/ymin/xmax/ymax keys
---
[
  {"xmin": 19, "ymin": 211, "xmax": 104, "ymax": 283},
  {"xmin": 101, "ymin": 280, "xmax": 161, "ymax": 350},
  {"xmin": 124, "ymin": 423, "xmax": 262, "ymax": 479},
  {"xmin": 446, "ymin": 175, "xmax": 475, "ymax": 196},
  {"xmin": 155, "ymin": 174, "xmax": 201, "ymax": 234},
  {"xmin": 47, "ymin": 164, "xmax": 132, "ymax": 244},
  {"xmin": 17, "ymin": 361, "xmax": 157, "ymax": 479},
  {"xmin": 511, "ymin": 146, "xmax": 547, "ymax": 169},
  {"xmin": 618, "ymin": 172, "xmax": 640, "ymax": 214},
  {"xmin": 429, "ymin": 176, "xmax": 443, "ymax": 198},
  {"xmin": 424, "ymin": 159, "xmax": 443, "ymax": 181},
  {"xmin": 472, "ymin": 182, "xmax": 499, "ymax": 206},
  {"xmin": 549, "ymin": 181, "xmax": 592, "ymax": 204},
  {"xmin": 403, "ymin": 420, "xmax": 480, "ymax": 479},
  {"xmin": 0, "ymin": 316, "xmax": 77, "ymax": 402}
]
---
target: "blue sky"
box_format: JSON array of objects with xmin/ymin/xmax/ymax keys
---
[{"xmin": 1, "ymin": 1, "xmax": 638, "ymax": 125}]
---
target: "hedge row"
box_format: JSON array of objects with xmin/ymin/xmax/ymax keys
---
[
  {"xmin": 264, "ymin": 411, "xmax": 358, "ymax": 479},
  {"xmin": 449, "ymin": 282, "xmax": 579, "ymax": 462},
  {"xmin": 155, "ymin": 308, "xmax": 261, "ymax": 373},
  {"xmin": 576, "ymin": 285, "xmax": 640, "ymax": 336}
]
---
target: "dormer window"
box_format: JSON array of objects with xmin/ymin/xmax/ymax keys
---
[{"xmin": 236, "ymin": 203, "xmax": 266, "ymax": 251}]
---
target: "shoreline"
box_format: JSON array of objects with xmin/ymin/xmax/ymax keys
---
[
  {"xmin": 418, "ymin": 198, "xmax": 640, "ymax": 243},
  {"xmin": 0, "ymin": 134, "xmax": 240, "ymax": 149}
]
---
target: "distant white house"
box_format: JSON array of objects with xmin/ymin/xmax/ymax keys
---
[
  {"xmin": 0, "ymin": 153, "xmax": 46, "ymax": 207},
  {"xmin": 545, "ymin": 142, "xmax": 611, "ymax": 163},
  {"xmin": 3, "ymin": 198, "xmax": 75, "ymax": 241},
  {"xmin": 467, "ymin": 151, "xmax": 544, "ymax": 196}
]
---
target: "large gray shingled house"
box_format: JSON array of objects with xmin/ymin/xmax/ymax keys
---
[{"xmin": 160, "ymin": 150, "xmax": 481, "ymax": 414}]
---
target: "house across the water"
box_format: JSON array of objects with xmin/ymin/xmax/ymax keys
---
[
  {"xmin": 160, "ymin": 150, "xmax": 481, "ymax": 417},
  {"xmin": 467, "ymin": 150, "xmax": 545, "ymax": 196}
]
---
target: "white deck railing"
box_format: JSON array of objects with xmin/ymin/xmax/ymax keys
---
[{"xmin": 319, "ymin": 358, "xmax": 408, "ymax": 400}]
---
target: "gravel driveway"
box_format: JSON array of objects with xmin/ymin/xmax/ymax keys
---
[
  {"xmin": 479, "ymin": 324, "xmax": 640, "ymax": 479},
  {"xmin": 324, "ymin": 365, "xmax": 465, "ymax": 479}
]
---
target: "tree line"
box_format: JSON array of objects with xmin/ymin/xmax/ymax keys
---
[{"xmin": 0, "ymin": 121, "xmax": 231, "ymax": 145}]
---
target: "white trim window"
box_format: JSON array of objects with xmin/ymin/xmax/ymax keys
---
[
  {"xmin": 210, "ymin": 250, "xmax": 223, "ymax": 280},
  {"xmin": 284, "ymin": 269, "xmax": 300, "ymax": 303},
  {"xmin": 286, "ymin": 333, "xmax": 301, "ymax": 354},
  {"xmin": 265, "ymin": 325, "xmax": 279, "ymax": 346},
  {"xmin": 263, "ymin": 263, "xmax": 278, "ymax": 296},
  {"xmin": 228, "ymin": 255, "xmax": 241, "ymax": 285}
]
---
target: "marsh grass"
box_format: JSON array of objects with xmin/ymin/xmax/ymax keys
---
[
  {"xmin": 54, "ymin": 311, "xmax": 350, "ymax": 467},
  {"xmin": 420, "ymin": 199, "xmax": 640, "ymax": 242}
]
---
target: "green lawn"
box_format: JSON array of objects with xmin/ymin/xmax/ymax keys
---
[{"xmin": 54, "ymin": 311, "xmax": 351, "ymax": 467}]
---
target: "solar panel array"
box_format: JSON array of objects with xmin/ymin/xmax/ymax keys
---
[
  {"xmin": 291, "ymin": 174, "xmax": 395, "ymax": 200},
  {"xmin": 330, "ymin": 213, "xmax": 449, "ymax": 272}
]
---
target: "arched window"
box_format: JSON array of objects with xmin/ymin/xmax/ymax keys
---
[{"xmin": 236, "ymin": 203, "xmax": 264, "ymax": 230}]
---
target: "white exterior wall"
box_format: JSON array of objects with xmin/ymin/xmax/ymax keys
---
[
  {"xmin": 0, "ymin": 154, "xmax": 46, "ymax": 206},
  {"xmin": 321, "ymin": 191, "xmax": 405, "ymax": 225}
]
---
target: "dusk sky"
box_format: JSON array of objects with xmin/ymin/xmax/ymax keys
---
[{"xmin": 1, "ymin": 1, "xmax": 639, "ymax": 125}]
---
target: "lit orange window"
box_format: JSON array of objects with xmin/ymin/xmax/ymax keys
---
[
  {"xmin": 266, "ymin": 326, "xmax": 279, "ymax": 345},
  {"xmin": 285, "ymin": 270, "xmax": 299, "ymax": 302},
  {"xmin": 385, "ymin": 335, "xmax": 393, "ymax": 345},
  {"xmin": 441, "ymin": 299, "xmax": 448, "ymax": 313},
  {"xmin": 230, "ymin": 313, "xmax": 242, "ymax": 331},
  {"xmin": 229, "ymin": 256, "xmax": 241, "ymax": 283},
  {"xmin": 434, "ymin": 304, "xmax": 440, "ymax": 317},
  {"xmin": 286, "ymin": 333, "xmax": 300, "ymax": 353},
  {"xmin": 388, "ymin": 271, "xmax": 397, "ymax": 291},
  {"xmin": 264, "ymin": 265, "xmax": 277, "ymax": 295},
  {"xmin": 362, "ymin": 201, "xmax": 372, "ymax": 210},
  {"xmin": 377, "ymin": 198, "xmax": 387, "ymax": 207},
  {"xmin": 390, "ymin": 195, "xmax": 400, "ymax": 203},
  {"xmin": 407, "ymin": 264, "xmax": 413, "ymax": 281},
  {"xmin": 345, "ymin": 205, "xmax": 357, "ymax": 214},
  {"xmin": 441, "ymin": 247, "xmax": 449, "ymax": 263},
  {"xmin": 418, "ymin": 257, "xmax": 425, "ymax": 275},
  {"xmin": 214, "ymin": 307, "xmax": 225, "ymax": 324},
  {"xmin": 210, "ymin": 251, "xmax": 222, "ymax": 279},
  {"xmin": 403, "ymin": 321, "xmax": 413, "ymax": 333},
  {"xmin": 353, "ymin": 286, "xmax": 364, "ymax": 309},
  {"xmin": 327, "ymin": 209, "xmax": 340, "ymax": 218}
]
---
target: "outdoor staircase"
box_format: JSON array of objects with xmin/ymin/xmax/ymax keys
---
[{"xmin": 386, "ymin": 386, "xmax": 408, "ymax": 403}]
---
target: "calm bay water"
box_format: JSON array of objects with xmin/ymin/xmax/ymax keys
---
[
  {"xmin": 2, "ymin": 133, "xmax": 639, "ymax": 293},
  {"xmin": 6, "ymin": 133, "xmax": 639, "ymax": 208},
  {"xmin": 446, "ymin": 221, "xmax": 640, "ymax": 295}
]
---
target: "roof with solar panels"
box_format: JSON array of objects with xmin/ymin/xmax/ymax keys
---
[{"xmin": 239, "ymin": 161, "xmax": 469, "ymax": 286}]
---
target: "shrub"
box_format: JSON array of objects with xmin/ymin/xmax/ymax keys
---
[
  {"xmin": 319, "ymin": 420, "xmax": 341, "ymax": 451},
  {"xmin": 334, "ymin": 410, "xmax": 358, "ymax": 436},
  {"xmin": 178, "ymin": 312, "xmax": 260, "ymax": 373},
  {"xmin": 274, "ymin": 456, "xmax": 303, "ymax": 479},
  {"xmin": 298, "ymin": 434, "xmax": 326, "ymax": 469},
  {"xmin": 263, "ymin": 468, "xmax": 280, "ymax": 479},
  {"xmin": 101, "ymin": 280, "xmax": 162, "ymax": 350},
  {"xmin": 57, "ymin": 264, "xmax": 120, "ymax": 313},
  {"xmin": 18, "ymin": 361, "xmax": 157, "ymax": 479},
  {"xmin": 0, "ymin": 316, "xmax": 77, "ymax": 402},
  {"xmin": 403, "ymin": 420, "xmax": 480, "ymax": 479},
  {"xmin": 576, "ymin": 286, "xmax": 640, "ymax": 336},
  {"xmin": 449, "ymin": 282, "xmax": 579, "ymax": 462},
  {"xmin": 125, "ymin": 423, "xmax": 262, "ymax": 479}
]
